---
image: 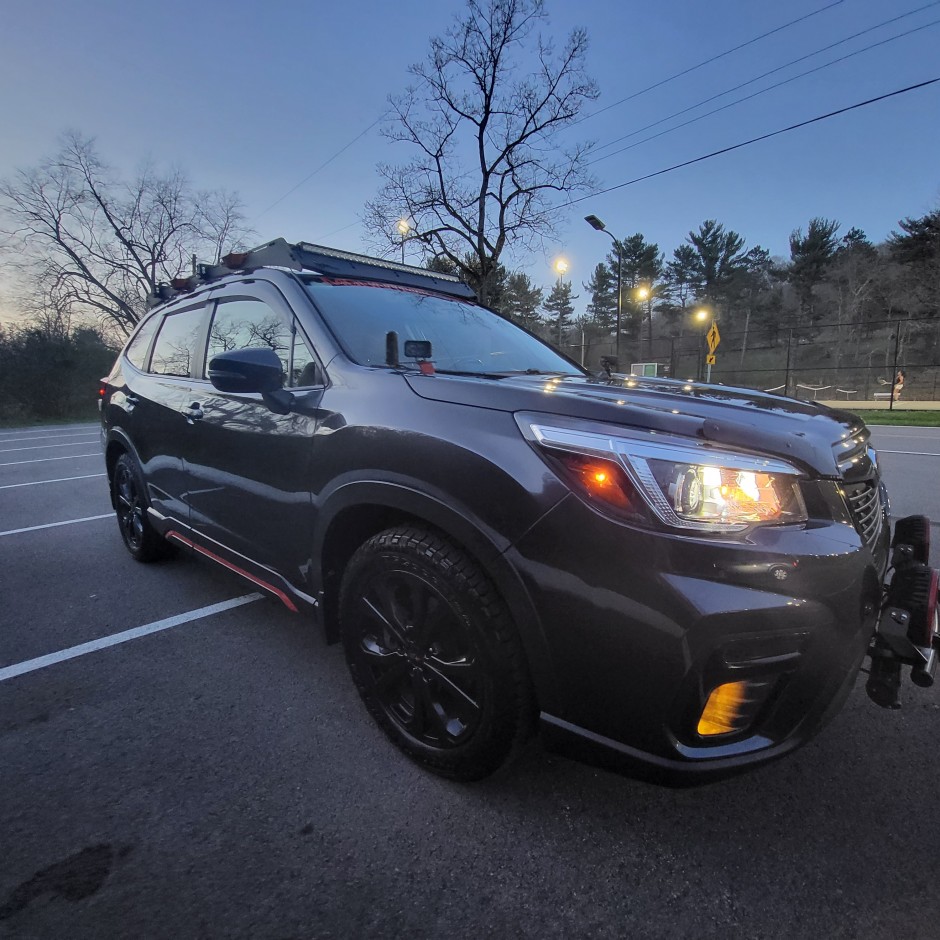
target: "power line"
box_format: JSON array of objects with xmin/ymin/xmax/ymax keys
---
[
  {"xmin": 589, "ymin": 15, "xmax": 940, "ymax": 167},
  {"xmin": 569, "ymin": 78, "xmax": 940, "ymax": 206},
  {"xmin": 252, "ymin": 114, "xmax": 387, "ymax": 222},
  {"xmin": 573, "ymin": 0, "xmax": 846, "ymax": 127},
  {"xmin": 590, "ymin": 1, "xmax": 940, "ymax": 161}
]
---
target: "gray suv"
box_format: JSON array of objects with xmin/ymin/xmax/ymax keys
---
[{"xmin": 100, "ymin": 239, "xmax": 939, "ymax": 783}]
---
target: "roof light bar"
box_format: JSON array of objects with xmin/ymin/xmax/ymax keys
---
[
  {"xmin": 296, "ymin": 242, "xmax": 463, "ymax": 283},
  {"xmin": 146, "ymin": 237, "xmax": 477, "ymax": 310}
]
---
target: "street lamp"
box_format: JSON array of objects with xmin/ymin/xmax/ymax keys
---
[
  {"xmin": 396, "ymin": 218, "xmax": 410, "ymax": 264},
  {"xmin": 584, "ymin": 214, "xmax": 623, "ymax": 364},
  {"xmin": 552, "ymin": 257, "xmax": 569, "ymax": 347},
  {"xmin": 694, "ymin": 307, "xmax": 711, "ymax": 381}
]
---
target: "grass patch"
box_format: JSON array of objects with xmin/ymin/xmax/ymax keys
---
[
  {"xmin": 0, "ymin": 406, "xmax": 100, "ymax": 429},
  {"xmin": 846, "ymin": 410, "xmax": 940, "ymax": 427}
]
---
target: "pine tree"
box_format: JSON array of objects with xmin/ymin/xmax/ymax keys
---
[
  {"xmin": 788, "ymin": 217, "xmax": 841, "ymax": 323},
  {"xmin": 584, "ymin": 263, "xmax": 617, "ymax": 333},
  {"xmin": 542, "ymin": 281, "xmax": 578, "ymax": 347},
  {"xmin": 503, "ymin": 273, "xmax": 544, "ymax": 330},
  {"xmin": 686, "ymin": 220, "xmax": 747, "ymax": 313}
]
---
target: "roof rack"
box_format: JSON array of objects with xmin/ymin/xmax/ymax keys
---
[{"xmin": 147, "ymin": 237, "xmax": 477, "ymax": 308}]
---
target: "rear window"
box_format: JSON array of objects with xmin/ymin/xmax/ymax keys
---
[
  {"xmin": 149, "ymin": 308, "xmax": 205, "ymax": 378},
  {"xmin": 124, "ymin": 314, "xmax": 161, "ymax": 370},
  {"xmin": 303, "ymin": 279, "xmax": 581, "ymax": 376}
]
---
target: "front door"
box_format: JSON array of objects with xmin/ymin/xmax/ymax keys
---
[{"xmin": 182, "ymin": 284, "xmax": 326, "ymax": 588}]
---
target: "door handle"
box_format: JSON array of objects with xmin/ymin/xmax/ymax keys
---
[
  {"xmin": 183, "ymin": 403, "xmax": 204, "ymax": 422},
  {"xmin": 126, "ymin": 394, "xmax": 140, "ymax": 407}
]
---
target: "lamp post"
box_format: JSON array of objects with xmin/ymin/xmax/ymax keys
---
[
  {"xmin": 396, "ymin": 219, "xmax": 410, "ymax": 264},
  {"xmin": 694, "ymin": 307, "xmax": 710, "ymax": 381},
  {"xmin": 584, "ymin": 215, "xmax": 623, "ymax": 366},
  {"xmin": 553, "ymin": 257, "xmax": 569, "ymax": 348},
  {"xmin": 637, "ymin": 285, "xmax": 653, "ymax": 359}
]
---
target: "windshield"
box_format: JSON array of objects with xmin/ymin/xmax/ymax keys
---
[{"xmin": 303, "ymin": 278, "xmax": 583, "ymax": 376}]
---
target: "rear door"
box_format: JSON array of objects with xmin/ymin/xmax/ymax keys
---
[
  {"xmin": 123, "ymin": 302, "xmax": 209, "ymax": 525},
  {"xmin": 183, "ymin": 282, "xmax": 325, "ymax": 582}
]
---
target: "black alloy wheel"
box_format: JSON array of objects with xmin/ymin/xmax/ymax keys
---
[
  {"xmin": 112, "ymin": 453, "xmax": 172, "ymax": 562},
  {"xmin": 340, "ymin": 526, "xmax": 534, "ymax": 780}
]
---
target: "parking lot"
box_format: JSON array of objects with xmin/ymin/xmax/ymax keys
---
[{"xmin": 1, "ymin": 421, "xmax": 939, "ymax": 939}]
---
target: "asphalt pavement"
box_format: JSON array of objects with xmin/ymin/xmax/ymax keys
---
[{"xmin": 1, "ymin": 421, "xmax": 938, "ymax": 939}]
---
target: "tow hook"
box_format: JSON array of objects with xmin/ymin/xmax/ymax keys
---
[{"xmin": 865, "ymin": 516, "xmax": 939, "ymax": 709}]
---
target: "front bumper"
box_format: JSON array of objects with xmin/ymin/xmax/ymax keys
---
[{"xmin": 509, "ymin": 490, "xmax": 889, "ymax": 783}]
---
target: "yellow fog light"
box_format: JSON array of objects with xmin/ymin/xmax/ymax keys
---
[{"xmin": 697, "ymin": 680, "xmax": 752, "ymax": 736}]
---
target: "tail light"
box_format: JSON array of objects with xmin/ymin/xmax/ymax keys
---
[{"xmin": 889, "ymin": 565, "xmax": 938, "ymax": 649}]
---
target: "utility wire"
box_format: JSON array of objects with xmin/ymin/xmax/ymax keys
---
[
  {"xmin": 590, "ymin": 1, "xmax": 940, "ymax": 160},
  {"xmin": 590, "ymin": 15, "xmax": 940, "ymax": 166},
  {"xmin": 252, "ymin": 114, "xmax": 387, "ymax": 222},
  {"xmin": 573, "ymin": 0, "xmax": 845, "ymax": 126},
  {"xmin": 569, "ymin": 78, "xmax": 940, "ymax": 206},
  {"xmin": 250, "ymin": 3, "xmax": 847, "ymax": 230}
]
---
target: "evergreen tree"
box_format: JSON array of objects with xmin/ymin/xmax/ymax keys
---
[
  {"xmin": 685, "ymin": 220, "xmax": 747, "ymax": 313},
  {"xmin": 503, "ymin": 272, "xmax": 544, "ymax": 330},
  {"xmin": 542, "ymin": 280, "xmax": 578, "ymax": 347},
  {"xmin": 608, "ymin": 233, "xmax": 662, "ymax": 347},
  {"xmin": 425, "ymin": 253, "xmax": 510, "ymax": 312},
  {"xmin": 788, "ymin": 217, "xmax": 841, "ymax": 323},
  {"xmin": 659, "ymin": 244, "xmax": 700, "ymax": 336},
  {"xmin": 889, "ymin": 208, "xmax": 940, "ymax": 316},
  {"xmin": 584, "ymin": 263, "xmax": 617, "ymax": 333}
]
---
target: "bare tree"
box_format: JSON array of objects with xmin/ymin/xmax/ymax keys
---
[
  {"xmin": 364, "ymin": 0, "xmax": 598, "ymax": 306},
  {"xmin": 0, "ymin": 132, "xmax": 253, "ymax": 336}
]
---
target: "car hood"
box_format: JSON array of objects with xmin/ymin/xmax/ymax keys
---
[{"xmin": 403, "ymin": 372, "xmax": 867, "ymax": 478}]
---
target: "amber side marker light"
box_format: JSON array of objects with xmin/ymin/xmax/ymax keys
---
[
  {"xmin": 554, "ymin": 451, "xmax": 635, "ymax": 512},
  {"xmin": 697, "ymin": 680, "xmax": 754, "ymax": 736}
]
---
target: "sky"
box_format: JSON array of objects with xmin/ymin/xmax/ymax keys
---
[{"xmin": 1, "ymin": 0, "xmax": 938, "ymax": 321}]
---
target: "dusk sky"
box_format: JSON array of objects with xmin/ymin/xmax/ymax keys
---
[{"xmin": 1, "ymin": 0, "xmax": 938, "ymax": 319}]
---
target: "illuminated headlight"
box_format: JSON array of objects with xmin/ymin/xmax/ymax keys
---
[{"xmin": 525, "ymin": 421, "xmax": 807, "ymax": 533}]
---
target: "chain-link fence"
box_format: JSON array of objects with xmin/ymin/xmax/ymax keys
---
[{"xmin": 561, "ymin": 314, "xmax": 940, "ymax": 406}]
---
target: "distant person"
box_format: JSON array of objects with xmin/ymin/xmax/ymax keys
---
[{"xmin": 892, "ymin": 369, "xmax": 905, "ymax": 402}]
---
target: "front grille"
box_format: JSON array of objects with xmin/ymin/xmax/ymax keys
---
[{"xmin": 843, "ymin": 481, "xmax": 885, "ymax": 552}]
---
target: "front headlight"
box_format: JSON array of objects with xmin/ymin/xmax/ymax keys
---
[{"xmin": 526, "ymin": 421, "xmax": 807, "ymax": 533}]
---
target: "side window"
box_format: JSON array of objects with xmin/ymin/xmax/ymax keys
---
[
  {"xmin": 124, "ymin": 314, "xmax": 161, "ymax": 371},
  {"xmin": 205, "ymin": 300, "xmax": 322, "ymax": 388},
  {"xmin": 150, "ymin": 308, "xmax": 205, "ymax": 378},
  {"xmin": 205, "ymin": 299, "xmax": 291, "ymax": 378},
  {"xmin": 290, "ymin": 327, "xmax": 322, "ymax": 387}
]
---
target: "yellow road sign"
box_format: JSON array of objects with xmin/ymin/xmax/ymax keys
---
[
  {"xmin": 706, "ymin": 323, "xmax": 721, "ymax": 354},
  {"xmin": 706, "ymin": 353, "xmax": 716, "ymax": 366}
]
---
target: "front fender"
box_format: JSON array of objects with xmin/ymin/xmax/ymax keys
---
[{"xmin": 313, "ymin": 477, "xmax": 563, "ymax": 715}]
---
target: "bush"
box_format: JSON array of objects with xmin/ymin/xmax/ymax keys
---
[{"xmin": 0, "ymin": 325, "xmax": 118, "ymax": 424}]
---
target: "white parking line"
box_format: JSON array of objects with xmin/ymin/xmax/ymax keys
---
[
  {"xmin": 0, "ymin": 453, "xmax": 101, "ymax": 468},
  {"xmin": 0, "ymin": 594, "xmax": 262, "ymax": 683},
  {"xmin": 0, "ymin": 439, "xmax": 100, "ymax": 454},
  {"xmin": 0, "ymin": 431, "xmax": 98, "ymax": 444},
  {"xmin": 877, "ymin": 450, "xmax": 940, "ymax": 457},
  {"xmin": 0, "ymin": 473, "xmax": 106, "ymax": 490},
  {"xmin": 0, "ymin": 514, "xmax": 113, "ymax": 538}
]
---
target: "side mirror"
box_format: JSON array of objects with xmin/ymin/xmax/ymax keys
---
[
  {"xmin": 208, "ymin": 347, "xmax": 294, "ymax": 415},
  {"xmin": 208, "ymin": 347, "xmax": 285, "ymax": 394}
]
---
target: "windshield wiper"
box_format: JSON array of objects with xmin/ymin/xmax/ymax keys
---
[
  {"xmin": 434, "ymin": 369, "xmax": 505, "ymax": 379},
  {"xmin": 501, "ymin": 369, "xmax": 580, "ymax": 376}
]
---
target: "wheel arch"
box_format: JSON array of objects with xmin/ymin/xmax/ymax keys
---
[
  {"xmin": 104, "ymin": 429, "xmax": 137, "ymax": 507},
  {"xmin": 315, "ymin": 481, "xmax": 558, "ymax": 713}
]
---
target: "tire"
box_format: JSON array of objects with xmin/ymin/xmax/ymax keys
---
[
  {"xmin": 112, "ymin": 453, "xmax": 174, "ymax": 562},
  {"xmin": 339, "ymin": 525, "xmax": 535, "ymax": 781}
]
